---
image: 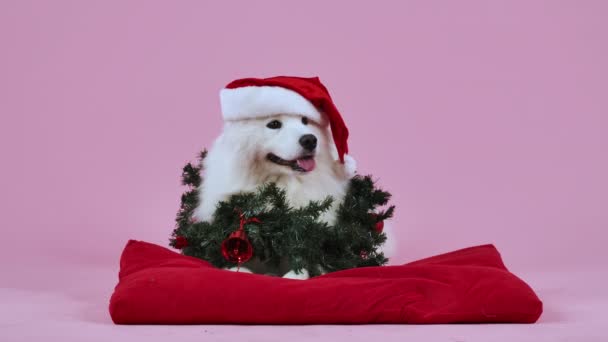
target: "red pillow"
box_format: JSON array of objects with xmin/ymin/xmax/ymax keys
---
[{"xmin": 109, "ymin": 241, "xmax": 542, "ymax": 324}]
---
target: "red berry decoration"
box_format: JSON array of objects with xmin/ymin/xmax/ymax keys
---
[
  {"xmin": 221, "ymin": 209, "xmax": 261, "ymax": 266},
  {"xmin": 173, "ymin": 236, "xmax": 188, "ymax": 249},
  {"xmin": 370, "ymin": 213, "xmax": 384, "ymax": 233},
  {"xmin": 360, "ymin": 250, "xmax": 369, "ymax": 260}
]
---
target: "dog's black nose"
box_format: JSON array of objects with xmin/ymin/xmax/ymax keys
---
[{"xmin": 299, "ymin": 134, "xmax": 317, "ymax": 151}]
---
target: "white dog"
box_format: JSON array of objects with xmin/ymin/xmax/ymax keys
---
[
  {"xmin": 194, "ymin": 114, "xmax": 354, "ymax": 279},
  {"xmin": 192, "ymin": 76, "xmax": 394, "ymax": 279}
]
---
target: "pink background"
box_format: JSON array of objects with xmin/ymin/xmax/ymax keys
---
[{"xmin": 1, "ymin": 1, "xmax": 607, "ymax": 341}]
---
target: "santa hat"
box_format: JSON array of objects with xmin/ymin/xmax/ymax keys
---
[{"xmin": 219, "ymin": 76, "xmax": 354, "ymax": 172}]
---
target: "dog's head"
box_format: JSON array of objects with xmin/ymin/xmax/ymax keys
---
[{"xmin": 221, "ymin": 114, "xmax": 334, "ymax": 176}]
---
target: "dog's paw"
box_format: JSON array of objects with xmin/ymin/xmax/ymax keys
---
[
  {"xmin": 282, "ymin": 269, "xmax": 310, "ymax": 280},
  {"xmin": 225, "ymin": 266, "xmax": 253, "ymax": 274}
]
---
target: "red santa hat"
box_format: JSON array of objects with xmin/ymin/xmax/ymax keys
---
[{"xmin": 219, "ymin": 76, "xmax": 352, "ymax": 167}]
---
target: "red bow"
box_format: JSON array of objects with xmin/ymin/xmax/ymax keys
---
[{"xmin": 235, "ymin": 208, "xmax": 262, "ymax": 231}]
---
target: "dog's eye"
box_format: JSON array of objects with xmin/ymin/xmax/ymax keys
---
[
  {"xmin": 301, "ymin": 117, "xmax": 309, "ymax": 125},
  {"xmin": 266, "ymin": 120, "xmax": 282, "ymax": 129}
]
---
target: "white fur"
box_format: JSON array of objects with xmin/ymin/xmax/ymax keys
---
[
  {"xmin": 282, "ymin": 269, "xmax": 310, "ymax": 280},
  {"xmin": 220, "ymin": 86, "xmax": 324, "ymax": 124},
  {"xmin": 195, "ymin": 114, "xmax": 350, "ymax": 225},
  {"xmin": 377, "ymin": 221, "xmax": 396, "ymax": 259},
  {"xmin": 195, "ymin": 114, "xmax": 354, "ymax": 279}
]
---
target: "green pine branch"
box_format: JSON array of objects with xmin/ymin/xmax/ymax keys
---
[{"xmin": 170, "ymin": 149, "xmax": 395, "ymax": 277}]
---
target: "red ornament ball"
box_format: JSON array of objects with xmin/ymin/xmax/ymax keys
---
[
  {"xmin": 375, "ymin": 220, "xmax": 384, "ymax": 233},
  {"xmin": 173, "ymin": 236, "xmax": 188, "ymax": 249},
  {"xmin": 360, "ymin": 250, "xmax": 369, "ymax": 260},
  {"xmin": 370, "ymin": 213, "xmax": 384, "ymax": 233},
  {"xmin": 221, "ymin": 230, "xmax": 253, "ymax": 264}
]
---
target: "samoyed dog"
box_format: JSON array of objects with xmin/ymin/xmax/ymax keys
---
[{"xmin": 193, "ymin": 113, "xmax": 354, "ymax": 279}]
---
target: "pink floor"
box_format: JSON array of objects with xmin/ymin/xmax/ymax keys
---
[{"xmin": 2, "ymin": 255, "xmax": 606, "ymax": 342}]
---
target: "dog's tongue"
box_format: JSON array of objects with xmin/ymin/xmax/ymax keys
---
[{"xmin": 296, "ymin": 158, "xmax": 316, "ymax": 172}]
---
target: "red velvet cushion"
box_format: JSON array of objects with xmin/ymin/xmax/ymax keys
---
[{"xmin": 109, "ymin": 241, "xmax": 542, "ymax": 324}]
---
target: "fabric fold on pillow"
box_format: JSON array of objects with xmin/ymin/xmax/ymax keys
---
[{"xmin": 109, "ymin": 240, "xmax": 542, "ymax": 324}]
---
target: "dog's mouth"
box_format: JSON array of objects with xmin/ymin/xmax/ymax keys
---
[{"xmin": 266, "ymin": 153, "xmax": 316, "ymax": 172}]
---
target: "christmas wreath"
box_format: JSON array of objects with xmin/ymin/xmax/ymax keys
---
[{"xmin": 170, "ymin": 150, "xmax": 394, "ymax": 277}]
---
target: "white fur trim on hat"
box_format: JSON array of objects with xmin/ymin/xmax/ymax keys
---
[{"xmin": 220, "ymin": 86, "xmax": 323, "ymax": 123}]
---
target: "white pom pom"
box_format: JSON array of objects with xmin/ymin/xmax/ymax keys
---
[{"xmin": 343, "ymin": 154, "xmax": 357, "ymax": 178}]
